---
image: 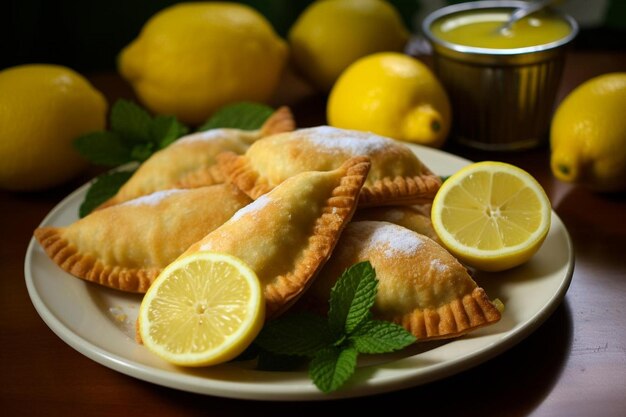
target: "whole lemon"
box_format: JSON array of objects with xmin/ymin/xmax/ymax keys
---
[
  {"xmin": 288, "ymin": 0, "xmax": 409, "ymax": 91},
  {"xmin": 0, "ymin": 64, "xmax": 107, "ymax": 192},
  {"xmin": 327, "ymin": 52, "xmax": 451, "ymax": 147},
  {"xmin": 119, "ymin": 2, "xmax": 287, "ymax": 125},
  {"xmin": 550, "ymin": 73, "xmax": 626, "ymax": 192}
]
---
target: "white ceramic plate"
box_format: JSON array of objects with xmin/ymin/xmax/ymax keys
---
[{"xmin": 25, "ymin": 145, "xmax": 574, "ymax": 401}]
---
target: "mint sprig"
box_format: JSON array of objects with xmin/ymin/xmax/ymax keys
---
[
  {"xmin": 328, "ymin": 261, "xmax": 378, "ymax": 335},
  {"xmin": 73, "ymin": 100, "xmax": 275, "ymax": 217},
  {"xmin": 197, "ymin": 102, "xmax": 274, "ymax": 131},
  {"xmin": 254, "ymin": 261, "xmax": 416, "ymax": 393},
  {"xmin": 74, "ymin": 99, "xmax": 189, "ymax": 167},
  {"xmin": 78, "ymin": 170, "xmax": 134, "ymax": 218}
]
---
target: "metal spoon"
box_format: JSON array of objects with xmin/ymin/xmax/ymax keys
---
[{"xmin": 497, "ymin": 0, "xmax": 557, "ymax": 34}]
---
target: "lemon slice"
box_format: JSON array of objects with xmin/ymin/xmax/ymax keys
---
[
  {"xmin": 138, "ymin": 252, "xmax": 264, "ymax": 366},
  {"xmin": 431, "ymin": 161, "xmax": 551, "ymax": 272}
]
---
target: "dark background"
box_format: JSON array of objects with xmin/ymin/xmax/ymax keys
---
[{"xmin": 3, "ymin": 0, "xmax": 626, "ymax": 73}]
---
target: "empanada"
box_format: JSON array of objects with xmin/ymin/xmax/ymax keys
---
[
  {"xmin": 218, "ymin": 125, "xmax": 441, "ymax": 207},
  {"xmin": 300, "ymin": 221, "xmax": 501, "ymax": 341},
  {"xmin": 98, "ymin": 106, "xmax": 294, "ymax": 209},
  {"xmin": 34, "ymin": 184, "xmax": 252, "ymax": 292},
  {"xmin": 180, "ymin": 157, "xmax": 371, "ymax": 318},
  {"xmin": 353, "ymin": 205, "xmax": 440, "ymax": 243}
]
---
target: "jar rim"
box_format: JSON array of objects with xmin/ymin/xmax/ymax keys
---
[{"xmin": 422, "ymin": 0, "xmax": 579, "ymax": 56}]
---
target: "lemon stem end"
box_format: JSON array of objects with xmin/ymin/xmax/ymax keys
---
[{"xmin": 402, "ymin": 105, "xmax": 443, "ymax": 145}]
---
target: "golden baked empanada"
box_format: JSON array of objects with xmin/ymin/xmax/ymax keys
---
[
  {"xmin": 34, "ymin": 184, "xmax": 252, "ymax": 292},
  {"xmin": 98, "ymin": 106, "xmax": 294, "ymax": 209},
  {"xmin": 300, "ymin": 221, "xmax": 501, "ymax": 341},
  {"xmin": 181, "ymin": 157, "xmax": 371, "ymax": 318},
  {"xmin": 218, "ymin": 125, "xmax": 441, "ymax": 207},
  {"xmin": 353, "ymin": 205, "xmax": 440, "ymax": 243}
]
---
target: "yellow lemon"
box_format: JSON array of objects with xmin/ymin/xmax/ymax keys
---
[
  {"xmin": 0, "ymin": 64, "xmax": 107, "ymax": 192},
  {"xmin": 328, "ymin": 52, "xmax": 451, "ymax": 147},
  {"xmin": 288, "ymin": 0, "xmax": 409, "ymax": 91},
  {"xmin": 550, "ymin": 72, "xmax": 626, "ymax": 192},
  {"xmin": 431, "ymin": 162, "xmax": 551, "ymax": 272},
  {"xmin": 139, "ymin": 251, "xmax": 264, "ymax": 367},
  {"xmin": 119, "ymin": 2, "xmax": 288, "ymax": 125}
]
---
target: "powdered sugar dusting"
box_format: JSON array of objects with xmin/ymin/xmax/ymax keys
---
[
  {"xmin": 430, "ymin": 259, "xmax": 449, "ymax": 273},
  {"xmin": 298, "ymin": 126, "xmax": 393, "ymax": 156},
  {"xmin": 199, "ymin": 241, "xmax": 215, "ymax": 252},
  {"xmin": 230, "ymin": 194, "xmax": 272, "ymax": 222},
  {"xmin": 121, "ymin": 189, "xmax": 185, "ymax": 207},
  {"xmin": 176, "ymin": 128, "xmax": 234, "ymax": 145},
  {"xmin": 360, "ymin": 221, "xmax": 425, "ymax": 258}
]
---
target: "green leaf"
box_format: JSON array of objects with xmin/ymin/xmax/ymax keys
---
[
  {"xmin": 254, "ymin": 312, "xmax": 333, "ymax": 357},
  {"xmin": 110, "ymin": 100, "xmax": 152, "ymax": 143},
  {"xmin": 73, "ymin": 131, "xmax": 133, "ymax": 166},
  {"xmin": 197, "ymin": 102, "xmax": 274, "ymax": 131},
  {"xmin": 151, "ymin": 115, "xmax": 189, "ymax": 149},
  {"xmin": 78, "ymin": 170, "xmax": 134, "ymax": 217},
  {"xmin": 130, "ymin": 142, "xmax": 156, "ymax": 162},
  {"xmin": 328, "ymin": 261, "xmax": 378, "ymax": 335},
  {"xmin": 350, "ymin": 320, "xmax": 416, "ymax": 354},
  {"xmin": 309, "ymin": 346, "xmax": 358, "ymax": 393}
]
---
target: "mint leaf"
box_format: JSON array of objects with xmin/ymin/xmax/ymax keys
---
[
  {"xmin": 151, "ymin": 115, "xmax": 189, "ymax": 149},
  {"xmin": 198, "ymin": 102, "xmax": 274, "ymax": 131},
  {"xmin": 350, "ymin": 320, "xmax": 416, "ymax": 354},
  {"xmin": 309, "ymin": 346, "xmax": 358, "ymax": 393},
  {"xmin": 73, "ymin": 131, "xmax": 133, "ymax": 166},
  {"xmin": 74, "ymin": 99, "xmax": 192, "ymax": 217},
  {"xmin": 255, "ymin": 312, "xmax": 333, "ymax": 357},
  {"xmin": 130, "ymin": 142, "xmax": 156, "ymax": 162},
  {"xmin": 252, "ymin": 261, "xmax": 416, "ymax": 393},
  {"xmin": 328, "ymin": 261, "xmax": 378, "ymax": 335},
  {"xmin": 78, "ymin": 170, "xmax": 134, "ymax": 217},
  {"xmin": 110, "ymin": 100, "xmax": 152, "ymax": 143}
]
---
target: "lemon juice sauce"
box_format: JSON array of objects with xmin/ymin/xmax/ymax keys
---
[
  {"xmin": 430, "ymin": 9, "xmax": 572, "ymax": 49},
  {"xmin": 422, "ymin": 1, "xmax": 578, "ymax": 150}
]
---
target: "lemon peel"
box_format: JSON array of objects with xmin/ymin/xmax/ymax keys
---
[
  {"xmin": 327, "ymin": 52, "xmax": 451, "ymax": 148},
  {"xmin": 431, "ymin": 161, "xmax": 551, "ymax": 272},
  {"xmin": 550, "ymin": 72, "xmax": 626, "ymax": 192},
  {"xmin": 139, "ymin": 252, "xmax": 264, "ymax": 367},
  {"xmin": 288, "ymin": 0, "xmax": 409, "ymax": 91},
  {"xmin": 0, "ymin": 64, "xmax": 107, "ymax": 191},
  {"xmin": 119, "ymin": 3, "xmax": 287, "ymax": 125}
]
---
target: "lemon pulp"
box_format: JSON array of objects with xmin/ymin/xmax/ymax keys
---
[
  {"xmin": 139, "ymin": 252, "xmax": 264, "ymax": 366},
  {"xmin": 432, "ymin": 162, "xmax": 551, "ymax": 271}
]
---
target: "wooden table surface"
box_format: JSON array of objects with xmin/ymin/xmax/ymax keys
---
[{"xmin": 2, "ymin": 50, "xmax": 625, "ymax": 417}]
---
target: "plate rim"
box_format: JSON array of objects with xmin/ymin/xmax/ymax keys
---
[{"xmin": 24, "ymin": 144, "xmax": 575, "ymax": 401}]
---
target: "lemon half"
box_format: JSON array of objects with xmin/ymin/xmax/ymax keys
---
[
  {"xmin": 431, "ymin": 162, "xmax": 551, "ymax": 272},
  {"xmin": 139, "ymin": 252, "xmax": 264, "ymax": 366}
]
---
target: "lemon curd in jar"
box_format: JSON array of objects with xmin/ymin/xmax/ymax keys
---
[
  {"xmin": 430, "ymin": 10, "xmax": 571, "ymax": 49},
  {"xmin": 422, "ymin": 1, "xmax": 578, "ymax": 151}
]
